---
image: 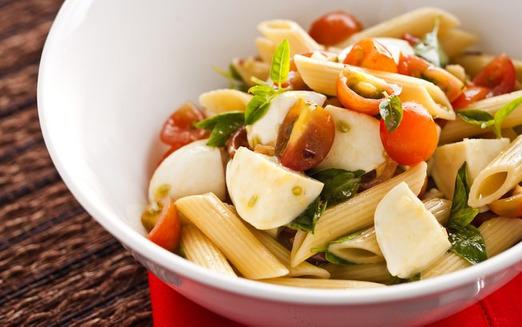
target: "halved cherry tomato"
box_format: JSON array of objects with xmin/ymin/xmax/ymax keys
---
[
  {"xmin": 379, "ymin": 102, "xmax": 438, "ymax": 165},
  {"xmin": 309, "ymin": 11, "xmax": 362, "ymax": 46},
  {"xmin": 344, "ymin": 39, "xmax": 398, "ymax": 73},
  {"xmin": 398, "ymin": 54, "xmax": 463, "ymax": 102},
  {"xmin": 147, "ymin": 200, "xmax": 181, "ymax": 251},
  {"xmin": 337, "ymin": 67, "xmax": 400, "ymax": 115},
  {"xmin": 451, "ymin": 85, "xmax": 490, "ymax": 109},
  {"xmin": 473, "ymin": 54, "xmax": 516, "ymax": 96},
  {"xmin": 226, "ymin": 126, "xmax": 248, "ymax": 158},
  {"xmin": 160, "ymin": 102, "xmax": 209, "ymax": 150},
  {"xmin": 276, "ymin": 99, "xmax": 335, "ymax": 171},
  {"xmin": 489, "ymin": 193, "xmax": 522, "ymax": 218}
]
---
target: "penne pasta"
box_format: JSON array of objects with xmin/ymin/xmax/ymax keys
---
[
  {"xmin": 326, "ymin": 263, "xmax": 395, "ymax": 284},
  {"xmin": 422, "ymin": 217, "xmax": 522, "ymax": 278},
  {"xmin": 180, "ymin": 224, "xmax": 237, "ymax": 277},
  {"xmin": 293, "ymin": 55, "xmax": 455, "ymax": 120},
  {"xmin": 439, "ymin": 29, "xmax": 479, "ymax": 58},
  {"xmin": 440, "ymin": 91, "xmax": 522, "ymax": 144},
  {"xmin": 263, "ymin": 277, "xmax": 385, "ymax": 289},
  {"xmin": 175, "ymin": 193, "xmax": 289, "ymax": 279},
  {"xmin": 338, "ymin": 7, "xmax": 460, "ymax": 47},
  {"xmin": 452, "ymin": 53, "xmax": 522, "ymax": 81},
  {"xmin": 255, "ymin": 37, "xmax": 276, "ymax": 63},
  {"xmin": 257, "ymin": 20, "xmax": 322, "ymax": 55},
  {"xmin": 249, "ymin": 227, "xmax": 330, "ymax": 279},
  {"xmin": 468, "ymin": 136, "xmax": 522, "ymax": 207},
  {"xmin": 198, "ymin": 89, "xmax": 252, "ymax": 116},
  {"xmin": 232, "ymin": 57, "xmax": 269, "ymax": 86},
  {"xmin": 291, "ymin": 162, "xmax": 427, "ymax": 267}
]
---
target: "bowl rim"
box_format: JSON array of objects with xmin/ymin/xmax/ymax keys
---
[{"xmin": 38, "ymin": 0, "xmax": 522, "ymax": 305}]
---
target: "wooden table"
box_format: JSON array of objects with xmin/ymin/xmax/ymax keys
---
[{"xmin": 0, "ymin": 1, "xmax": 152, "ymax": 325}]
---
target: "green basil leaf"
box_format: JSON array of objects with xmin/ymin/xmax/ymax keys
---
[
  {"xmin": 248, "ymin": 84, "xmax": 276, "ymax": 97},
  {"xmin": 457, "ymin": 110, "xmax": 494, "ymax": 129},
  {"xmin": 493, "ymin": 96, "xmax": 522, "ymax": 137},
  {"xmin": 288, "ymin": 197, "xmax": 327, "ymax": 232},
  {"xmin": 244, "ymin": 94, "xmax": 275, "ymax": 125},
  {"xmin": 195, "ymin": 112, "xmax": 244, "ymax": 147},
  {"xmin": 270, "ymin": 39, "xmax": 291, "ymax": 87},
  {"xmin": 379, "ymin": 95, "xmax": 403, "ymax": 132},
  {"xmin": 448, "ymin": 224, "xmax": 487, "ymax": 264},
  {"xmin": 311, "ymin": 169, "xmax": 365, "ymax": 207},
  {"xmin": 213, "ymin": 64, "xmax": 248, "ymax": 92},
  {"xmin": 414, "ymin": 19, "xmax": 448, "ymax": 67},
  {"xmin": 449, "ymin": 163, "xmax": 480, "ymax": 228},
  {"xmin": 324, "ymin": 251, "xmax": 354, "ymax": 265}
]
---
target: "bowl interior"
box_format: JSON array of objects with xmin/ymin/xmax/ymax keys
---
[{"xmin": 39, "ymin": 0, "xmax": 522, "ymax": 302}]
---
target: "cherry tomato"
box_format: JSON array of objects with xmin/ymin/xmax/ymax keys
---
[
  {"xmin": 160, "ymin": 102, "xmax": 208, "ymax": 150},
  {"xmin": 451, "ymin": 85, "xmax": 490, "ymax": 109},
  {"xmin": 226, "ymin": 127, "xmax": 248, "ymax": 158},
  {"xmin": 402, "ymin": 33, "xmax": 420, "ymax": 46},
  {"xmin": 489, "ymin": 193, "xmax": 522, "ymax": 218},
  {"xmin": 337, "ymin": 67, "xmax": 400, "ymax": 115},
  {"xmin": 379, "ymin": 102, "xmax": 438, "ymax": 165},
  {"xmin": 276, "ymin": 99, "xmax": 335, "ymax": 171},
  {"xmin": 473, "ymin": 54, "xmax": 516, "ymax": 96},
  {"xmin": 344, "ymin": 39, "xmax": 398, "ymax": 73},
  {"xmin": 147, "ymin": 200, "xmax": 181, "ymax": 251},
  {"xmin": 398, "ymin": 54, "xmax": 463, "ymax": 102},
  {"xmin": 309, "ymin": 11, "xmax": 363, "ymax": 46}
]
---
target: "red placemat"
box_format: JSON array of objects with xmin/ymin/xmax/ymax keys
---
[{"xmin": 148, "ymin": 273, "xmax": 522, "ymax": 326}]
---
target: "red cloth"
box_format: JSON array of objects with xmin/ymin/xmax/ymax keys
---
[{"xmin": 148, "ymin": 273, "xmax": 522, "ymax": 326}]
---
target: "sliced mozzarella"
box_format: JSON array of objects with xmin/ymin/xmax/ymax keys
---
[
  {"xmin": 246, "ymin": 91, "xmax": 326, "ymax": 147},
  {"xmin": 431, "ymin": 138, "xmax": 510, "ymax": 199},
  {"xmin": 226, "ymin": 147, "xmax": 323, "ymax": 230},
  {"xmin": 318, "ymin": 105, "xmax": 386, "ymax": 172},
  {"xmin": 375, "ymin": 182, "xmax": 451, "ymax": 278},
  {"xmin": 339, "ymin": 37, "xmax": 415, "ymax": 64},
  {"xmin": 148, "ymin": 140, "xmax": 225, "ymax": 202}
]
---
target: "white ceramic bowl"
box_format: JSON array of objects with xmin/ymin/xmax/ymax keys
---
[{"xmin": 38, "ymin": 0, "xmax": 522, "ymax": 325}]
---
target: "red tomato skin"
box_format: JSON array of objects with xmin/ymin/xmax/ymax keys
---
[
  {"xmin": 451, "ymin": 86, "xmax": 490, "ymax": 109},
  {"xmin": 473, "ymin": 54, "xmax": 516, "ymax": 96},
  {"xmin": 379, "ymin": 102, "xmax": 438, "ymax": 165},
  {"xmin": 309, "ymin": 11, "xmax": 362, "ymax": 46},
  {"xmin": 160, "ymin": 103, "xmax": 208, "ymax": 149},
  {"xmin": 402, "ymin": 33, "xmax": 421, "ymax": 46},
  {"xmin": 148, "ymin": 200, "xmax": 181, "ymax": 252},
  {"xmin": 344, "ymin": 39, "xmax": 398, "ymax": 73}
]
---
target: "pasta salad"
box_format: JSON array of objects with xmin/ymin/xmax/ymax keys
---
[{"xmin": 141, "ymin": 7, "xmax": 522, "ymax": 288}]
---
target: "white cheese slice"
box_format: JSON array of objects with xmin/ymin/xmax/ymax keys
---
[
  {"xmin": 375, "ymin": 182, "xmax": 451, "ymax": 279},
  {"xmin": 431, "ymin": 138, "xmax": 510, "ymax": 199},
  {"xmin": 226, "ymin": 147, "xmax": 323, "ymax": 230},
  {"xmin": 318, "ymin": 105, "xmax": 386, "ymax": 172},
  {"xmin": 338, "ymin": 37, "xmax": 415, "ymax": 64},
  {"xmin": 246, "ymin": 91, "xmax": 326, "ymax": 147},
  {"xmin": 148, "ymin": 140, "xmax": 226, "ymax": 202}
]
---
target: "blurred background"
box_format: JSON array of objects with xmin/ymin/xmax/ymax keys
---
[{"xmin": 0, "ymin": 1, "xmax": 151, "ymax": 325}]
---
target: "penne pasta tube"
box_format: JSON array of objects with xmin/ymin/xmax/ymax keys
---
[
  {"xmin": 257, "ymin": 20, "xmax": 322, "ymax": 55},
  {"xmin": 175, "ymin": 193, "xmax": 289, "ymax": 279},
  {"xmin": 180, "ymin": 224, "xmax": 237, "ymax": 277},
  {"xmin": 452, "ymin": 53, "xmax": 522, "ymax": 81},
  {"xmin": 338, "ymin": 7, "xmax": 460, "ymax": 47},
  {"xmin": 294, "ymin": 55, "xmax": 455, "ymax": 120},
  {"xmin": 249, "ymin": 227, "xmax": 330, "ymax": 279},
  {"xmin": 198, "ymin": 89, "xmax": 252, "ymax": 116},
  {"xmin": 421, "ymin": 217, "xmax": 522, "ymax": 278},
  {"xmin": 263, "ymin": 277, "xmax": 385, "ymax": 289},
  {"xmin": 326, "ymin": 263, "xmax": 395, "ymax": 284},
  {"xmin": 468, "ymin": 136, "xmax": 522, "ymax": 207},
  {"xmin": 439, "ymin": 29, "xmax": 479, "ymax": 58},
  {"xmin": 440, "ymin": 91, "xmax": 522, "ymax": 144},
  {"xmin": 291, "ymin": 230, "xmax": 307, "ymax": 262},
  {"xmin": 326, "ymin": 198, "xmax": 451, "ymax": 266},
  {"xmin": 255, "ymin": 37, "xmax": 276, "ymax": 63},
  {"xmin": 291, "ymin": 162, "xmax": 427, "ymax": 267},
  {"xmin": 232, "ymin": 57, "xmax": 269, "ymax": 86}
]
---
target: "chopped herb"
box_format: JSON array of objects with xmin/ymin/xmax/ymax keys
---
[
  {"xmin": 247, "ymin": 195, "xmax": 258, "ymax": 207},
  {"xmin": 324, "ymin": 251, "xmax": 354, "ymax": 265},
  {"xmin": 446, "ymin": 163, "xmax": 487, "ymax": 264},
  {"xmin": 292, "ymin": 186, "xmax": 303, "ymax": 196},
  {"xmin": 213, "ymin": 64, "xmax": 248, "ymax": 91},
  {"xmin": 337, "ymin": 120, "xmax": 350, "ymax": 133},
  {"xmin": 493, "ymin": 96, "xmax": 522, "ymax": 137},
  {"xmin": 288, "ymin": 169, "xmax": 364, "ymax": 232},
  {"xmin": 195, "ymin": 111, "xmax": 244, "ymax": 147},
  {"xmin": 379, "ymin": 95, "xmax": 403, "ymax": 132},
  {"xmin": 414, "ymin": 18, "xmax": 448, "ymax": 67}
]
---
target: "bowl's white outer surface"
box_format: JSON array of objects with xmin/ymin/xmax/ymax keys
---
[{"xmin": 38, "ymin": 0, "xmax": 522, "ymax": 326}]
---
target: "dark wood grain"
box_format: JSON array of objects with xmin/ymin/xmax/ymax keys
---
[{"xmin": 0, "ymin": 1, "xmax": 152, "ymax": 325}]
